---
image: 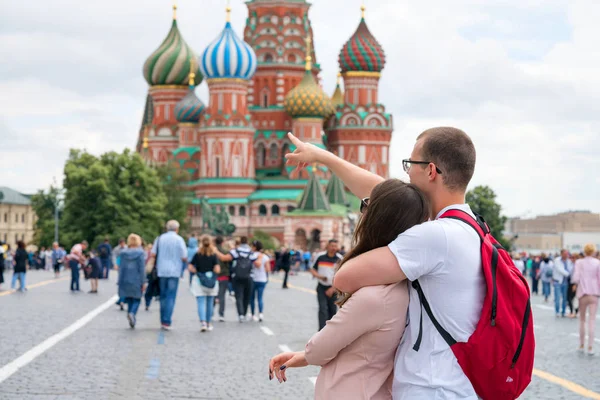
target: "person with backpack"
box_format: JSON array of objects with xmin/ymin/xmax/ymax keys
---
[
  {"xmin": 283, "ymin": 128, "xmax": 534, "ymax": 400},
  {"xmin": 97, "ymin": 237, "xmax": 112, "ymax": 279},
  {"xmin": 189, "ymin": 236, "xmax": 221, "ymax": 332},
  {"xmin": 216, "ymin": 236, "xmax": 258, "ymax": 323},
  {"xmin": 269, "ymin": 179, "xmax": 426, "ymax": 398}
]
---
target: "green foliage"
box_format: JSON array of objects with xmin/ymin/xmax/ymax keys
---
[
  {"xmin": 30, "ymin": 186, "xmax": 61, "ymax": 248},
  {"xmin": 155, "ymin": 164, "xmax": 192, "ymax": 233},
  {"xmin": 251, "ymin": 230, "xmax": 277, "ymax": 251},
  {"xmin": 466, "ymin": 185, "xmax": 511, "ymax": 250},
  {"xmin": 60, "ymin": 149, "xmax": 168, "ymax": 248}
]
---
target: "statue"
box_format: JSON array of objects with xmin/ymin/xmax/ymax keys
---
[{"xmin": 200, "ymin": 197, "xmax": 236, "ymax": 236}]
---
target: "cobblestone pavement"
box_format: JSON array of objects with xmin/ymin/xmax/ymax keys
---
[{"xmin": 0, "ymin": 270, "xmax": 598, "ymax": 399}]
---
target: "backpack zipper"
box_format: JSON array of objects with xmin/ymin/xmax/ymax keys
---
[
  {"xmin": 491, "ymin": 246, "xmax": 500, "ymax": 326},
  {"xmin": 511, "ymin": 296, "xmax": 531, "ymax": 368}
]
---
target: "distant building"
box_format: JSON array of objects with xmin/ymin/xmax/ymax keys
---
[
  {"xmin": 505, "ymin": 211, "xmax": 600, "ymax": 253},
  {"xmin": 0, "ymin": 187, "xmax": 36, "ymax": 248}
]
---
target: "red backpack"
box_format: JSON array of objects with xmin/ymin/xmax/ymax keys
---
[{"xmin": 411, "ymin": 209, "xmax": 535, "ymax": 400}]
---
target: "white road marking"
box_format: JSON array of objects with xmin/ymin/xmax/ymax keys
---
[
  {"xmin": 0, "ymin": 294, "xmax": 118, "ymax": 384},
  {"xmin": 260, "ymin": 326, "xmax": 274, "ymax": 336},
  {"xmin": 569, "ymin": 333, "xmax": 600, "ymax": 344},
  {"xmin": 535, "ymin": 304, "xmax": 555, "ymax": 311},
  {"xmin": 278, "ymin": 344, "xmax": 293, "ymax": 353},
  {"xmin": 309, "ymin": 377, "xmax": 317, "ymax": 386}
]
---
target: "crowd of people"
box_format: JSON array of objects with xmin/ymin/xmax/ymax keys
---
[{"xmin": 1, "ymin": 126, "xmax": 599, "ymax": 399}]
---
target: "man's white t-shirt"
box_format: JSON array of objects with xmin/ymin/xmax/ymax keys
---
[{"xmin": 387, "ymin": 204, "xmax": 485, "ymax": 399}]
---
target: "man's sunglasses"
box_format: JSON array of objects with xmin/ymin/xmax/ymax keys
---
[
  {"xmin": 402, "ymin": 159, "xmax": 442, "ymax": 174},
  {"xmin": 360, "ymin": 197, "xmax": 369, "ymax": 214}
]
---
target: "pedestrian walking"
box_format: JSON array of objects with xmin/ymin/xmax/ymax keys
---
[
  {"xmin": 11, "ymin": 241, "xmax": 28, "ymax": 292},
  {"xmin": 310, "ymin": 239, "xmax": 342, "ymax": 331},
  {"xmin": 67, "ymin": 241, "xmax": 88, "ymax": 292},
  {"xmin": 97, "ymin": 237, "xmax": 113, "ymax": 279},
  {"xmin": 302, "ymin": 250, "xmax": 311, "ymax": 271},
  {"xmin": 278, "ymin": 247, "xmax": 291, "ymax": 288},
  {"xmin": 214, "ymin": 236, "xmax": 231, "ymax": 322},
  {"xmin": 143, "ymin": 243, "xmax": 158, "ymax": 311},
  {"xmin": 86, "ymin": 251, "xmax": 101, "ymax": 293},
  {"xmin": 530, "ymin": 256, "xmax": 541, "ymax": 295},
  {"xmin": 572, "ymin": 243, "xmax": 600, "ymax": 356},
  {"xmin": 186, "ymin": 233, "xmax": 198, "ymax": 282},
  {"xmin": 189, "ymin": 236, "xmax": 221, "ymax": 332},
  {"xmin": 551, "ymin": 251, "xmax": 571, "ymax": 317},
  {"xmin": 113, "ymin": 238, "xmax": 128, "ymax": 309},
  {"xmin": 250, "ymin": 240, "xmax": 269, "ymax": 322},
  {"xmin": 117, "ymin": 234, "xmax": 146, "ymax": 329},
  {"xmin": 51, "ymin": 242, "xmax": 66, "ymax": 279},
  {"xmin": 216, "ymin": 236, "xmax": 258, "ymax": 322},
  {"xmin": 539, "ymin": 255, "xmax": 552, "ymax": 302},
  {"xmin": 269, "ymin": 179, "xmax": 427, "ymax": 398},
  {"xmin": 148, "ymin": 220, "xmax": 187, "ymax": 330},
  {"xmin": 44, "ymin": 246, "xmax": 53, "ymax": 271},
  {"xmin": 0, "ymin": 243, "xmax": 5, "ymax": 288}
]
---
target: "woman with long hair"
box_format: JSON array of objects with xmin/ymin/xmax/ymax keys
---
[
  {"xmin": 250, "ymin": 240, "xmax": 269, "ymax": 322},
  {"xmin": 189, "ymin": 236, "xmax": 221, "ymax": 332},
  {"xmin": 268, "ymin": 179, "xmax": 429, "ymax": 399},
  {"xmin": 572, "ymin": 243, "xmax": 600, "ymax": 355}
]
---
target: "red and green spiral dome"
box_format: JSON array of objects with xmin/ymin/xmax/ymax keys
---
[{"xmin": 338, "ymin": 17, "xmax": 386, "ymax": 73}]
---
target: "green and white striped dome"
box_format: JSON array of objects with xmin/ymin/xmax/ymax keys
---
[{"xmin": 143, "ymin": 17, "xmax": 202, "ymax": 86}]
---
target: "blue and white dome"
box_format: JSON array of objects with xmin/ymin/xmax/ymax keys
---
[{"xmin": 199, "ymin": 21, "xmax": 257, "ymax": 80}]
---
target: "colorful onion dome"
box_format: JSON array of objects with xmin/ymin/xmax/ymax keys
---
[
  {"xmin": 338, "ymin": 6, "xmax": 386, "ymax": 73},
  {"xmin": 284, "ymin": 37, "xmax": 333, "ymax": 119},
  {"xmin": 143, "ymin": 6, "xmax": 202, "ymax": 86},
  {"xmin": 331, "ymin": 72, "xmax": 344, "ymax": 109},
  {"xmin": 199, "ymin": 7, "xmax": 257, "ymax": 80},
  {"xmin": 175, "ymin": 62, "xmax": 205, "ymax": 123}
]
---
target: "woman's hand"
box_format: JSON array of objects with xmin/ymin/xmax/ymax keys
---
[
  {"xmin": 268, "ymin": 351, "xmax": 308, "ymax": 383},
  {"xmin": 284, "ymin": 133, "xmax": 328, "ymax": 174},
  {"xmin": 188, "ymin": 264, "xmax": 197, "ymax": 274}
]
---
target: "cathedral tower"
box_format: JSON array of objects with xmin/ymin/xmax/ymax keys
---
[
  {"xmin": 196, "ymin": 5, "xmax": 258, "ymax": 198},
  {"xmin": 141, "ymin": 5, "xmax": 202, "ymax": 164},
  {"xmin": 326, "ymin": 5, "xmax": 393, "ymax": 177}
]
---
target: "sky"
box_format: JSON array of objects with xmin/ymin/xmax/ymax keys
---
[{"xmin": 1, "ymin": 0, "xmax": 598, "ymax": 218}]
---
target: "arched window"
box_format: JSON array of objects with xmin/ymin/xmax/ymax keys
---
[
  {"xmin": 287, "ymin": 54, "xmax": 297, "ymax": 63},
  {"xmin": 239, "ymin": 206, "xmax": 247, "ymax": 217},
  {"xmin": 228, "ymin": 206, "xmax": 236, "ymax": 216},
  {"xmin": 269, "ymin": 143, "xmax": 278, "ymax": 160},
  {"xmin": 287, "ymin": 206, "xmax": 296, "ymax": 213},
  {"xmin": 259, "ymin": 205, "xmax": 268, "ymax": 216},
  {"xmin": 256, "ymin": 143, "xmax": 266, "ymax": 167},
  {"xmin": 263, "ymin": 94, "xmax": 269, "ymax": 108},
  {"xmin": 264, "ymin": 53, "xmax": 274, "ymax": 63},
  {"xmin": 271, "ymin": 205, "xmax": 280, "ymax": 216}
]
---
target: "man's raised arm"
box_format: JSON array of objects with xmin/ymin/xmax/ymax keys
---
[
  {"xmin": 285, "ymin": 133, "xmax": 384, "ymax": 200},
  {"xmin": 333, "ymin": 246, "xmax": 407, "ymax": 294}
]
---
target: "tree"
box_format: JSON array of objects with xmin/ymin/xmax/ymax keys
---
[
  {"xmin": 60, "ymin": 149, "xmax": 168, "ymax": 248},
  {"xmin": 251, "ymin": 230, "xmax": 278, "ymax": 251},
  {"xmin": 466, "ymin": 185, "xmax": 511, "ymax": 250},
  {"xmin": 155, "ymin": 164, "xmax": 192, "ymax": 233},
  {"xmin": 30, "ymin": 186, "xmax": 61, "ymax": 248}
]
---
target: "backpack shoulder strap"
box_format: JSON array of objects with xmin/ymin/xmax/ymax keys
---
[
  {"xmin": 439, "ymin": 209, "xmax": 488, "ymax": 242},
  {"xmin": 412, "ymin": 279, "xmax": 457, "ymax": 351}
]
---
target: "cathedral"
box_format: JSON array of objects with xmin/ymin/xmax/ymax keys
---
[{"xmin": 136, "ymin": 0, "xmax": 393, "ymax": 249}]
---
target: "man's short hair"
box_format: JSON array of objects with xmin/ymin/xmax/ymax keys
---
[
  {"xmin": 215, "ymin": 236, "xmax": 224, "ymax": 245},
  {"xmin": 417, "ymin": 127, "xmax": 476, "ymax": 192},
  {"xmin": 328, "ymin": 239, "xmax": 338, "ymax": 244},
  {"xmin": 81, "ymin": 240, "xmax": 89, "ymax": 247},
  {"xmin": 240, "ymin": 236, "xmax": 248, "ymax": 244},
  {"xmin": 166, "ymin": 220, "xmax": 180, "ymax": 231}
]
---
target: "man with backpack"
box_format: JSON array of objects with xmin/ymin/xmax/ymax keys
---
[
  {"xmin": 284, "ymin": 128, "xmax": 534, "ymax": 399},
  {"xmin": 97, "ymin": 237, "xmax": 112, "ymax": 279},
  {"xmin": 216, "ymin": 237, "xmax": 258, "ymax": 322}
]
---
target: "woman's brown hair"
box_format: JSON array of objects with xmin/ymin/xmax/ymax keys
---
[
  {"xmin": 199, "ymin": 235, "xmax": 215, "ymax": 256},
  {"xmin": 335, "ymin": 179, "xmax": 429, "ymax": 306}
]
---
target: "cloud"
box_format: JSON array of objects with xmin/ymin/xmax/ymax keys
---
[{"xmin": 0, "ymin": 0, "xmax": 598, "ymax": 216}]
